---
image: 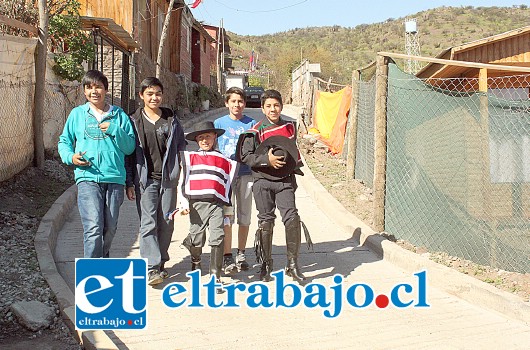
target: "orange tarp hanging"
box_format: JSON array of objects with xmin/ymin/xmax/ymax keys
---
[{"xmin": 312, "ymin": 86, "xmax": 352, "ymax": 154}]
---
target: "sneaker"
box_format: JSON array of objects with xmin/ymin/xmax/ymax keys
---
[
  {"xmin": 236, "ymin": 251, "xmax": 249, "ymax": 271},
  {"xmin": 160, "ymin": 263, "xmax": 169, "ymax": 279},
  {"xmin": 148, "ymin": 270, "xmax": 163, "ymax": 286},
  {"xmin": 223, "ymin": 255, "xmax": 236, "ymax": 274}
]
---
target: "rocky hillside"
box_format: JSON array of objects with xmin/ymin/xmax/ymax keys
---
[{"xmin": 227, "ymin": 5, "xmax": 530, "ymax": 90}]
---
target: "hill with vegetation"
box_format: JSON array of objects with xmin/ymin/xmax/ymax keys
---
[{"xmin": 226, "ymin": 5, "xmax": 530, "ymax": 95}]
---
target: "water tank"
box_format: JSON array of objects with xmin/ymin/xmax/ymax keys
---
[{"xmin": 405, "ymin": 21, "xmax": 417, "ymax": 33}]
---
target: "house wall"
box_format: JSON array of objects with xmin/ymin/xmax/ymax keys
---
[
  {"xmin": 80, "ymin": 0, "xmax": 134, "ymax": 33},
  {"xmin": 191, "ymin": 30, "xmax": 201, "ymax": 83},
  {"xmin": 454, "ymin": 33, "xmax": 530, "ymax": 65},
  {"xmin": 200, "ymin": 35, "xmax": 212, "ymax": 85},
  {"xmin": 205, "ymin": 26, "xmax": 219, "ymax": 86},
  {"xmin": 179, "ymin": 12, "xmax": 193, "ymax": 80}
]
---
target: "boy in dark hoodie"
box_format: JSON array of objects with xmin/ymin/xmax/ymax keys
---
[{"xmin": 125, "ymin": 77, "xmax": 187, "ymax": 286}]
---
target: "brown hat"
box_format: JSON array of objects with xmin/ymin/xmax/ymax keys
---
[
  {"xmin": 185, "ymin": 121, "xmax": 225, "ymax": 141},
  {"xmin": 255, "ymin": 136, "xmax": 298, "ymax": 180}
]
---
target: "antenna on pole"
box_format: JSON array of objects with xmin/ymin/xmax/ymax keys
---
[{"xmin": 404, "ymin": 18, "xmax": 421, "ymax": 74}]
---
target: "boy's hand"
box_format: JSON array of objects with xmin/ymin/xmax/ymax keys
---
[
  {"xmin": 73, "ymin": 151, "xmax": 90, "ymax": 166},
  {"xmin": 180, "ymin": 208, "xmax": 190, "ymax": 216},
  {"xmin": 268, "ymin": 148, "xmax": 286, "ymax": 169},
  {"xmin": 99, "ymin": 122, "xmax": 110, "ymax": 133},
  {"xmin": 126, "ymin": 186, "xmax": 135, "ymax": 200}
]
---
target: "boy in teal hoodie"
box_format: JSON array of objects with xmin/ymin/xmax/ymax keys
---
[{"xmin": 58, "ymin": 70, "xmax": 136, "ymax": 258}]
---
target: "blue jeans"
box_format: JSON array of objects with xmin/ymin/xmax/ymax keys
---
[
  {"xmin": 77, "ymin": 181, "xmax": 124, "ymax": 258},
  {"xmin": 139, "ymin": 179, "xmax": 176, "ymax": 270}
]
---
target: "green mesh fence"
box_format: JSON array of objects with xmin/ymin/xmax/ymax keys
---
[
  {"xmin": 353, "ymin": 77, "xmax": 376, "ymax": 188},
  {"xmin": 385, "ymin": 62, "xmax": 530, "ymax": 273}
]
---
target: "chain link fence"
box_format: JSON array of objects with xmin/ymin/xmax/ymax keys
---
[
  {"xmin": 0, "ymin": 35, "xmax": 85, "ymax": 182},
  {"xmin": 0, "ymin": 36, "xmax": 36, "ymax": 182},
  {"xmin": 352, "ymin": 75, "xmax": 376, "ymax": 188},
  {"xmin": 383, "ymin": 62, "xmax": 529, "ymax": 273}
]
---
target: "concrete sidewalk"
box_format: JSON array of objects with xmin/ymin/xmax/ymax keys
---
[{"xmin": 37, "ymin": 108, "xmax": 530, "ymax": 349}]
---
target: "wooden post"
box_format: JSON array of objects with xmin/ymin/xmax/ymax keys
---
[
  {"xmin": 156, "ymin": 0, "xmax": 176, "ymax": 78},
  {"xmin": 346, "ymin": 70, "xmax": 361, "ymax": 179},
  {"xmin": 372, "ymin": 55, "xmax": 389, "ymax": 232},
  {"xmin": 326, "ymin": 77, "xmax": 333, "ymax": 91},
  {"xmin": 479, "ymin": 68, "xmax": 497, "ymax": 267},
  {"xmin": 33, "ymin": 0, "xmax": 48, "ymax": 169}
]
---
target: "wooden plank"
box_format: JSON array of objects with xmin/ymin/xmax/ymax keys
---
[
  {"xmin": 0, "ymin": 14, "xmax": 38, "ymax": 35},
  {"xmin": 379, "ymin": 51, "xmax": 530, "ymax": 73},
  {"xmin": 452, "ymin": 25, "xmax": 530, "ymax": 52},
  {"xmin": 479, "ymin": 68, "xmax": 488, "ymax": 92}
]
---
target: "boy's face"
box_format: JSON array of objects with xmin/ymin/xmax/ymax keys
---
[
  {"xmin": 84, "ymin": 82, "xmax": 107, "ymax": 109},
  {"xmin": 225, "ymin": 93, "xmax": 245, "ymax": 118},
  {"xmin": 262, "ymin": 97, "xmax": 283, "ymax": 124},
  {"xmin": 196, "ymin": 132, "xmax": 217, "ymax": 151},
  {"xmin": 140, "ymin": 86, "xmax": 163, "ymax": 110}
]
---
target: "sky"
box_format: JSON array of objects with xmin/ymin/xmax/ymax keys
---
[{"xmin": 190, "ymin": 0, "xmax": 529, "ymax": 36}]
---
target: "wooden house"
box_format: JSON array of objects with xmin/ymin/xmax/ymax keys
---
[
  {"xmin": 79, "ymin": 0, "xmax": 140, "ymax": 111},
  {"xmin": 79, "ymin": 0, "xmax": 216, "ymax": 110},
  {"xmin": 416, "ymin": 25, "xmax": 530, "ymax": 95},
  {"xmin": 191, "ymin": 20, "xmax": 216, "ymax": 86}
]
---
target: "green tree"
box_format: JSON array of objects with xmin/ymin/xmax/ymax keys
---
[
  {"xmin": 0, "ymin": 0, "xmax": 94, "ymax": 81},
  {"xmin": 48, "ymin": 0, "xmax": 94, "ymax": 81}
]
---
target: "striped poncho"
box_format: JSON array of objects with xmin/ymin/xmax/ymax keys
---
[{"xmin": 180, "ymin": 150, "xmax": 238, "ymax": 205}]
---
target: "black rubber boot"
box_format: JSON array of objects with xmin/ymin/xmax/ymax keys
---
[
  {"xmin": 255, "ymin": 222, "xmax": 274, "ymax": 282},
  {"xmin": 210, "ymin": 241, "xmax": 225, "ymax": 294},
  {"xmin": 182, "ymin": 234, "xmax": 202, "ymax": 272},
  {"xmin": 285, "ymin": 216, "xmax": 306, "ymax": 283},
  {"xmin": 190, "ymin": 246, "xmax": 202, "ymax": 272}
]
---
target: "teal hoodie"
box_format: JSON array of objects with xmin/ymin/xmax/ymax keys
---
[{"xmin": 58, "ymin": 102, "xmax": 136, "ymax": 185}]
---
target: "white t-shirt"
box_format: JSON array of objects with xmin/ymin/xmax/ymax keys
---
[{"xmin": 90, "ymin": 105, "xmax": 114, "ymax": 123}]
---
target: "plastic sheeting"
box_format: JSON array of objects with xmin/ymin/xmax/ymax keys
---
[{"xmin": 312, "ymin": 86, "xmax": 352, "ymax": 154}]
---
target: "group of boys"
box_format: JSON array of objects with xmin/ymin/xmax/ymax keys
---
[{"xmin": 58, "ymin": 70, "xmax": 307, "ymax": 290}]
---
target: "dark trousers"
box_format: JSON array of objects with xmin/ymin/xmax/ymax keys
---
[{"xmin": 252, "ymin": 175, "xmax": 298, "ymax": 225}]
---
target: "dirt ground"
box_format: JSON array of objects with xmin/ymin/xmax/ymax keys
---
[{"xmin": 298, "ymin": 137, "xmax": 530, "ymax": 302}]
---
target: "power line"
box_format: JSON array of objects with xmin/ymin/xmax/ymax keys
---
[{"xmin": 211, "ymin": 0, "xmax": 309, "ymax": 14}]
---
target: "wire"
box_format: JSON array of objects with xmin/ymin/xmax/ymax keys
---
[
  {"xmin": 136, "ymin": 5, "xmax": 187, "ymax": 24},
  {"xmin": 211, "ymin": 0, "xmax": 309, "ymax": 14}
]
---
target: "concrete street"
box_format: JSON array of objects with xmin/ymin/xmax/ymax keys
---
[{"xmin": 43, "ymin": 106, "xmax": 530, "ymax": 349}]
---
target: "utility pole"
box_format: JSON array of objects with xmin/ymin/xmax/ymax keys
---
[
  {"xmin": 216, "ymin": 20, "xmax": 221, "ymax": 92},
  {"xmin": 156, "ymin": 0, "xmax": 176, "ymax": 78},
  {"xmin": 218, "ymin": 19, "xmax": 225, "ymax": 92},
  {"xmin": 33, "ymin": 0, "xmax": 48, "ymax": 169}
]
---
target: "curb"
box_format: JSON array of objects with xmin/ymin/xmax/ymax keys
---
[
  {"xmin": 35, "ymin": 186, "xmax": 120, "ymax": 349},
  {"xmin": 179, "ymin": 107, "xmax": 225, "ymax": 129},
  {"xmin": 32, "ymin": 108, "xmax": 225, "ymax": 350},
  {"xmin": 297, "ymin": 154, "xmax": 530, "ymax": 325}
]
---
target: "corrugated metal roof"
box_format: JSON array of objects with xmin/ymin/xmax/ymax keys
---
[{"xmin": 80, "ymin": 16, "xmax": 140, "ymax": 51}]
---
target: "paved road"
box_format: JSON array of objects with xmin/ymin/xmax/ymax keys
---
[{"xmin": 52, "ymin": 106, "xmax": 530, "ymax": 349}]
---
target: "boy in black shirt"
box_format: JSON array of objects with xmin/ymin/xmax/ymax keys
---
[{"xmin": 126, "ymin": 77, "xmax": 187, "ymax": 286}]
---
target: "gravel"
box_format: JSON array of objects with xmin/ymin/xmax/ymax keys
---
[{"xmin": 0, "ymin": 159, "xmax": 81, "ymax": 349}]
